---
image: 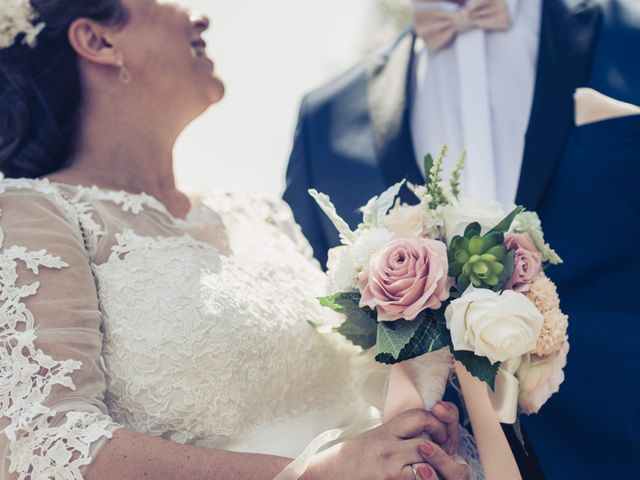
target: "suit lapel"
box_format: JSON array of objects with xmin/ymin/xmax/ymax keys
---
[
  {"xmin": 516, "ymin": 0, "xmax": 602, "ymax": 210},
  {"xmin": 366, "ymin": 31, "xmax": 424, "ymax": 188}
]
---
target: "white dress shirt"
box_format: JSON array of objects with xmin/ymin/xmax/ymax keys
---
[{"xmin": 410, "ymin": 0, "xmax": 542, "ymax": 208}]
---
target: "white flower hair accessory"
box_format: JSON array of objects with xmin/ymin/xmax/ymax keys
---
[{"xmin": 0, "ymin": 0, "xmax": 46, "ymax": 50}]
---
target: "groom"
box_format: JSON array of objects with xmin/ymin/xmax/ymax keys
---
[{"xmin": 283, "ymin": 0, "xmax": 640, "ymax": 478}]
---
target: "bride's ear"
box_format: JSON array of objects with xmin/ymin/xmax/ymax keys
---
[{"xmin": 67, "ymin": 18, "xmax": 120, "ymax": 68}]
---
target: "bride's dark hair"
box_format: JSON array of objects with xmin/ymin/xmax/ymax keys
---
[{"xmin": 0, "ymin": 0, "xmax": 128, "ymax": 178}]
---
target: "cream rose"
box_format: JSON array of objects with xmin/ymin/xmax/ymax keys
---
[
  {"xmin": 383, "ymin": 204, "xmax": 426, "ymax": 237},
  {"xmin": 445, "ymin": 287, "xmax": 544, "ymax": 364},
  {"xmin": 517, "ymin": 341, "xmax": 569, "ymax": 414},
  {"xmin": 442, "ymin": 197, "xmax": 506, "ymax": 243}
]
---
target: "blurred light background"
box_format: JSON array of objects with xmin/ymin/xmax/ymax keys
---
[{"xmin": 174, "ymin": 0, "xmax": 411, "ymax": 197}]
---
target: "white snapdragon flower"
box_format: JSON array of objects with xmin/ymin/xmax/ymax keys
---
[{"xmin": 0, "ymin": 1, "xmax": 45, "ymax": 49}]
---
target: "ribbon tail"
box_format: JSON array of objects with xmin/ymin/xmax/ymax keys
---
[{"xmin": 487, "ymin": 357, "xmax": 522, "ymax": 424}]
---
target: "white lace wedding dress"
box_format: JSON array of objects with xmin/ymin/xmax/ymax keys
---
[{"xmin": 0, "ymin": 178, "xmax": 481, "ymax": 480}]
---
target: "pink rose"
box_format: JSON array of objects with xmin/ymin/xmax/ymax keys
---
[
  {"xmin": 358, "ymin": 237, "xmax": 450, "ymax": 321},
  {"xmin": 517, "ymin": 341, "xmax": 569, "ymax": 415},
  {"xmin": 504, "ymin": 233, "xmax": 542, "ymax": 292}
]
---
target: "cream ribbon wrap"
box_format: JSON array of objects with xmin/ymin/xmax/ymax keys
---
[{"xmin": 487, "ymin": 357, "xmax": 522, "ymax": 424}]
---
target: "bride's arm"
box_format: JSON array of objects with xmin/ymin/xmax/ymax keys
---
[
  {"xmin": 86, "ymin": 409, "xmax": 459, "ymax": 480},
  {"xmin": 85, "ymin": 429, "xmax": 291, "ymax": 480}
]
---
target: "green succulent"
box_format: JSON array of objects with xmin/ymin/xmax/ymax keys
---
[{"xmin": 448, "ymin": 223, "xmax": 514, "ymax": 291}]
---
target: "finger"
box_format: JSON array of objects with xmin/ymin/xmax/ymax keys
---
[
  {"xmin": 387, "ymin": 409, "xmax": 447, "ymax": 444},
  {"xmin": 400, "ymin": 464, "xmax": 435, "ymax": 480},
  {"xmin": 431, "ymin": 401, "xmax": 459, "ymax": 425},
  {"xmin": 414, "ymin": 463, "xmax": 437, "ymax": 480},
  {"xmin": 400, "ymin": 465, "xmax": 418, "ymax": 480},
  {"xmin": 431, "ymin": 402, "xmax": 460, "ymax": 455},
  {"xmin": 400, "ymin": 438, "xmax": 443, "ymax": 466},
  {"xmin": 418, "ymin": 442, "xmax": 471, "ymax": 480}
]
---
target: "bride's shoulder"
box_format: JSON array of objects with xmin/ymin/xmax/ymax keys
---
[
  {"xmin": 195, "ymin": 189, "xmax": 316, "ymax": 262},
  {"xmin": 0, "ymin": 176, "xmax": 78, "ymax": 218},
  {"xmin": 196, "ymin": 189, "xmax": 296, "ymax": 224}
]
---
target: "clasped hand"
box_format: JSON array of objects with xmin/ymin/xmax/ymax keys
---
[{"xmin": 305, "ymin": 402, "xmax": 471, "ymax": 480}]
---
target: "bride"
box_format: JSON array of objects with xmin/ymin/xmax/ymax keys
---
[{"xmin": 0, "ymin": 1, "xmax": 478, "ymax": 479}]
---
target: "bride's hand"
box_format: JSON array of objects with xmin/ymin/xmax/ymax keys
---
[
  {"xmin": 414, "ymin": 440, "xmax": 471, "ymax": 480},
  {"xmin": 303, "ymin": 409, "xmax": 460, "ymax": 480}
]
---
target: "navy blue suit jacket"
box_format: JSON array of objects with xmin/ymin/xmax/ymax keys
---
[{"xmin": 284, "ymin": 0, "xmax": 640, "ymax": 478}]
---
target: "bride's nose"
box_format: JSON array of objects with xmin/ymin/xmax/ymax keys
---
[{"xmin": 190, "ymin": 11, "xmax": 210, "ymax": 31}]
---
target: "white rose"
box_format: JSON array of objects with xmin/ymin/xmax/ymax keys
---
[
  {"xmin": 445, "ymin": 287, "xmax": 544, "ymax": 364},
  {"xmin": 442, "ymin": 197, "xmax": 506, "ymax": 243},
  {"xmin": 383, "ymin": 204, "xmax": 426, "ymax": 237},
  {"xmin": 517, "ymin": 341, "xmax": 569, "ymax": 415}
]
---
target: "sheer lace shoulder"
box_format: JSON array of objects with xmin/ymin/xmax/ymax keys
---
[
  {"xmin": 199, "ymin": 191, "xmax": 318, "ymax": 265},
  {"xmin": 0, "ymin": 182, "xmax": 120, "ymax": 479}
]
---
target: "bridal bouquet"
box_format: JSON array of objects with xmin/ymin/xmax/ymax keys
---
[{"xmin": 310, "ymin": 146, "xmax": 569, "ymax": 423}]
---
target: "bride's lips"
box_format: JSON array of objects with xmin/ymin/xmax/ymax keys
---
[{"xmin": 190, "ymin": 38, "xmax": 213, "ymax": 66}]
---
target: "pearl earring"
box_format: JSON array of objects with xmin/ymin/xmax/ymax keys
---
[{"xmin": 116, "ymin": 53, "xmax": 132, "ymax": 85}]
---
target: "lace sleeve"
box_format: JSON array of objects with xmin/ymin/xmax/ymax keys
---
[{"xmin": 0, "ymin": 188, "xmax": 121, "ymax": 479}]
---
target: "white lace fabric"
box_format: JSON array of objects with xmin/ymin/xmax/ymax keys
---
[
  {"xmin": 0, "ymin": 179, "xmax": 483, "ymax": 480},
  {"xmin": 0, "ymin": 183, "xmax": 119, "ymax": 479},
  {"xmin": 0, "ymin": 179, "xmax": 371, "ymax": 478}
]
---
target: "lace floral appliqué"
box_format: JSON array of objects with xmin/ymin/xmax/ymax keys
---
[{"xmin": 0, "ymin": 208, "xmax": 113, "ymax": 479}]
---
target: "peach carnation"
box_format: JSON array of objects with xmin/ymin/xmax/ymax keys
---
[
  {"xmin": 525, "ymin": 274, "xmax": 569, "ymax": 356},
  {"xmin": 526, "ymin": 274, "xmax": 560, "ymax": 312}
]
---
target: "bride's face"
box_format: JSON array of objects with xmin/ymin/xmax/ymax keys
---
[{"xmin": 115, "ymin": 0, "xmax": 225, "ymax": 114}]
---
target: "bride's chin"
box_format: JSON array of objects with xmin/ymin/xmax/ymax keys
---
[{"xmin": 205, "ymin": 79, "xmax": 225, "ymax": 105}]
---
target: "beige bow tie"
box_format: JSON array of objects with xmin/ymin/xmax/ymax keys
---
[{"xmin": 413, "ymin": 0, "xmax": 511, "ymax": 52}]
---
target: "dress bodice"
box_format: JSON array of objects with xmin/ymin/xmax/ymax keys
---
[{"xmin": 0, "ymin": 179, "xmax": 371, "ymax": 479}]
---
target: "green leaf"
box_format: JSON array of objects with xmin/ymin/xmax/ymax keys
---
[
  {"xmin": 318, "ymin": 292, "xmax": 359, "ymax": 311},
  {"xmin": 450, "ymin": 348, "xmax": 500, "ymax": 390},
  {"xmin": 456, "ymin": 274, "xmax": 471, "ymax": 292},
  {"xmin": 487, "ymin": 206, "xmax": 524, "ymax": 236},
  {"xmin": 463, "ymin": 222, "xmax": 482, "ymax": 239},
  {"xmin": 481, "ymin": 232, "xmax": 501, "ymax": 251},
  {"xmin": 375, "ymin": 311, "xmax": 450, "ymax": 364},
  {"xmin": 495, "ymin": 250, "xmax": 516, "ymax": 291},
  {"xmin": 449, "ymin": 261, "xmax": 463, "ymax": 277},
  {"xmin": 487, "ymin": 245, "xmax": 507, "ymax": 261},
  {"xmin": 468, "ymin": 236, "xmax": 484, "ymax": 255},
  {"xmin": 375, "ymin": 320, "xmax": 421, "ymax": 363},
  {"xmin": 318, "ymin": 292, "xmax": 377, "ymax": 349}
]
